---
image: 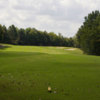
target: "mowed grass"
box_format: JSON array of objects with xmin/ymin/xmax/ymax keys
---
[{"xmin": 0, "ymin": 45, "xmax": 100, "ymax": 100}]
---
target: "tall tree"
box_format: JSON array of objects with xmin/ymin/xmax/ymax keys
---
[
  {"xmin": 8, "ymin": 25, "xmax": 18, "ymax": 44},
  {"xmin": 18, "ymin": 28, "xmax": 25, "ymax": 45},
  {"xmin": 76, "ymin": 10, "xmax": 100, "ymax": 55},
  {"xmin": 2, "ymin": 25, "xmax": 10, "ymax": 43},
  {"xmin": 0, "ymin": 24, "xmax": 3, "ymax": 42}
]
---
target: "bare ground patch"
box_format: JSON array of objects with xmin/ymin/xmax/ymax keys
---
[{"xmin": 64, "ymin": 48, "xmax": 76, "ymax": 51}]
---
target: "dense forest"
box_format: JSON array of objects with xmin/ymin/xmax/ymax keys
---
[
  {"xmin": 0, "ymin": 24, "xmax": 74, "ymax": 47},
  {"xmin": 76, "ymin": 10, "xmax": 100, "ymax": 56}
]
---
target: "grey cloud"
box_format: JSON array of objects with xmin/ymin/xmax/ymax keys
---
[
  {"xmin": 0, "ymin": 0, "xmax": 9, "ymax": 8},
  {"xmin": 0, "ymin": 0, "xmax": 100, "ymax": 37},
  {"xmin": 32, "ymin": 0, "xmax": 84, "ymax": 23}
]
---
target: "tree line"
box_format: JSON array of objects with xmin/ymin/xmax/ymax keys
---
[
  {"xmin": 0, "ymin": 10, "xmax": 100, "ymax": 55},
  {"xmin": 0, "ymin": 24, "xmax": 74, "ymax": 47}
]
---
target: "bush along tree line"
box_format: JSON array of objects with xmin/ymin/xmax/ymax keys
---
[
  {"xmin": 76, "ymin": 10, "xmax": 100, "ymax": 56},
  {"xmin": 0, "ymin": 24, "xmax": 74, "ymax": 47}
]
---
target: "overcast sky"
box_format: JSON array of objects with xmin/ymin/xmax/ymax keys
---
[{"xmin": 0, "ymin": 0, "xmax": 100, "ymax": 37}]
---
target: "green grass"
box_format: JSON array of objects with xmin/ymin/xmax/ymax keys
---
[{"xmin": 0, "ymin": 44, "xmax": 100, "ymax": 100}]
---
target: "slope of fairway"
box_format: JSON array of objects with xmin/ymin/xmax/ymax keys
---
[{"xmin": 0, "ymin": 44, "xmax": 100, "ymax": 100}]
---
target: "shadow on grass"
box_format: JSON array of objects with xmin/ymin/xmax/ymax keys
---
[
  {"xmin": 0, "ymin": 51, "xmax": 48, "ymax": 58},
  {"xmin": 0, "ymin": 45, "xmax": 11, "ymax": 50}
]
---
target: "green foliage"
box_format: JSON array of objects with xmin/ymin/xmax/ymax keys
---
[
  {"xmin": 0, "ymin": 24, "xmax": 74, "ymax": 47},
  {"xmin": 73, "ymin": 36, "xmax": 80, "ymax": 48},
  {"xmin": 18, "ymin": 28, "xmax": 26, "ymax": 45},
  {"xmin": 8, "ymin": 25, "xmax": 19, "ymax": 44},
  {"xmin": 0, "ymin": 24, "xmax": 3, "ymax": 42},
  {"xmin": 76, "ymin": 10, "xmax": 100, "ymax": 55}
]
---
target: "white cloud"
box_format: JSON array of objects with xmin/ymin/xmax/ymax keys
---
[{"xmin": 0, "ymin": 0, "xmax": 100, "ymax": 37}]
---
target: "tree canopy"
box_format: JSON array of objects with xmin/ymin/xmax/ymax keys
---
[
  {"xmin": 76, "ymin": 10, "xmax": 100, "ymax": 55},
  {"xmin": 0, "ymin": 24, "xmax": 74, "ymax": 47}
]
